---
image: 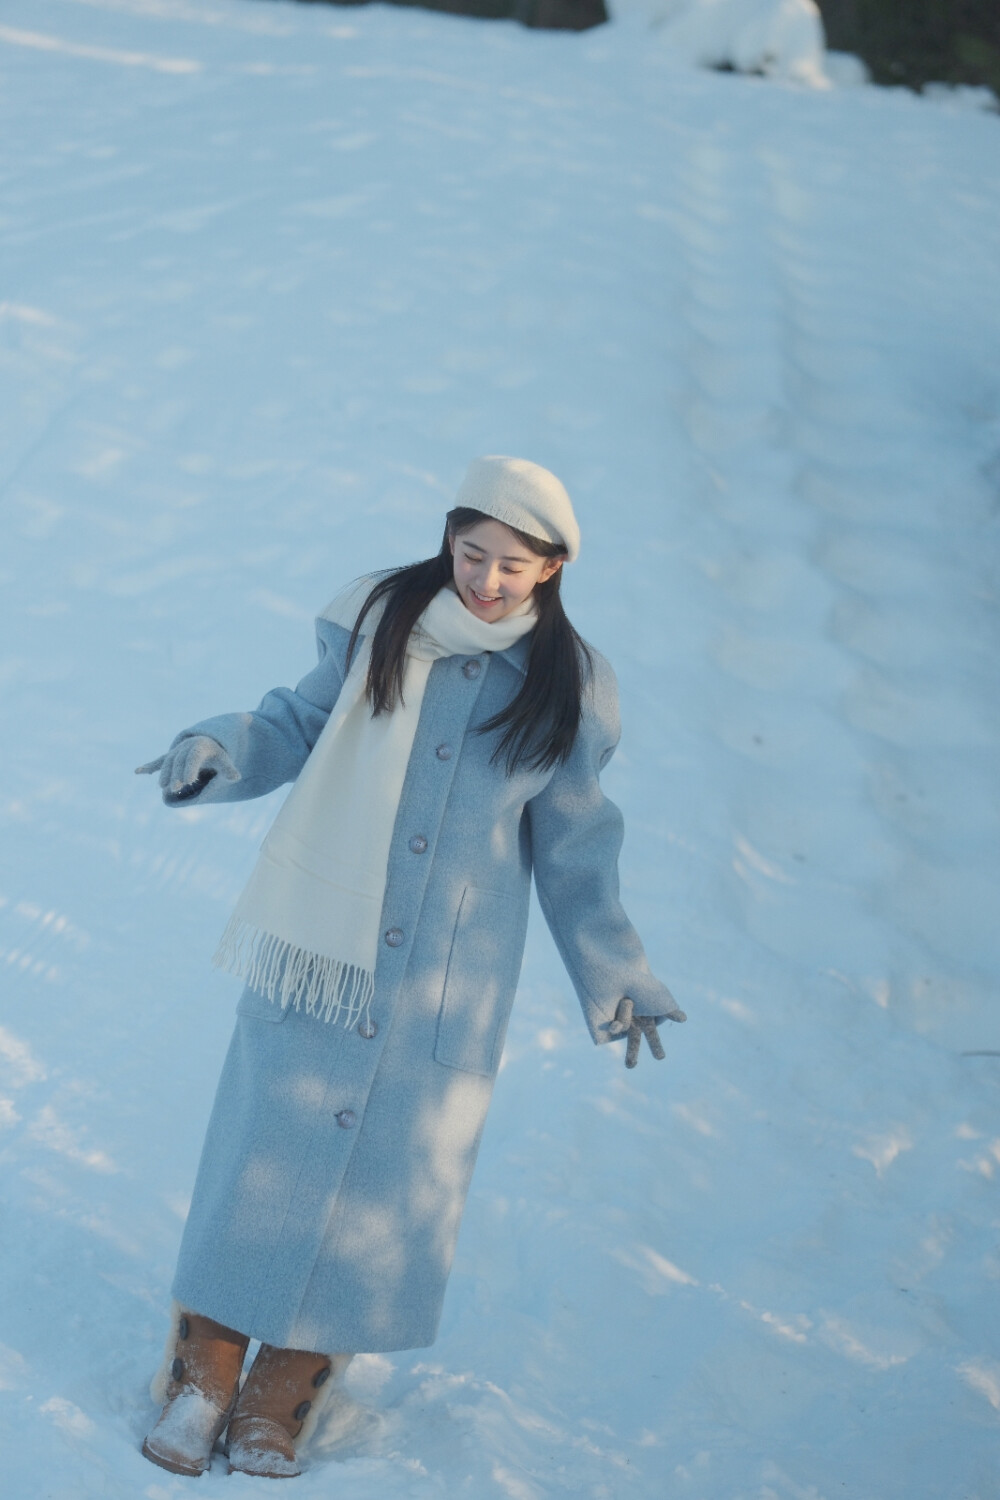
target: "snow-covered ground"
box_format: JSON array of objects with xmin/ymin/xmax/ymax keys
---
[{"xmin": 2, "ymin": 2, "xmax": 999, "ymax": 1497}]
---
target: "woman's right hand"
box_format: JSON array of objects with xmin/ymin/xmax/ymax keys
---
[{"xmin": 135, "ymin": 736, "xmax": 241, "ymax": 805}]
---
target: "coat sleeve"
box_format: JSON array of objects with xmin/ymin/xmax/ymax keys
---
[
  {"xmin": 526, "ymin": 650, "xmax": 683, "ymax": 1045},
  {"xmin": 165, "ymin": 617, "xmax": 348, "ymax": 803}
]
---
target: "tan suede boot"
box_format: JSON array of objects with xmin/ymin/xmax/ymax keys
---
[
  {"xmin": 226, "ymin": 1345, "xmax": 348, "ymax": 1478},
  {"xmin": 142, "ymin": 1310, "xmax": 250, "ymax": 1477}
]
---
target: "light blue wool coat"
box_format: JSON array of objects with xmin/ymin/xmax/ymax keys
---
[{"xmin": 169, "ymin": 607, "xmax": 678, "ymax": 1355}]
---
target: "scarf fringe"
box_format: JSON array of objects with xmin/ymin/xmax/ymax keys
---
[{"xmin": 214, "ymin": 917, "xmax": 375, "ymax": 1030}]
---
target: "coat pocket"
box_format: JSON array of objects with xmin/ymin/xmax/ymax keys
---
[
  {"xmin": 236, "ymin": 984, "xmax": 291, "ymax": 1024},
  {"xmin": 434, "ymin": 886, "xmax": 523, "ymax": 1077}
]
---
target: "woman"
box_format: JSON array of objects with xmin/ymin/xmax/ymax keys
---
[{"xmin": 137, "ymin": 456, "xmax": 685, "ymax": 1479}]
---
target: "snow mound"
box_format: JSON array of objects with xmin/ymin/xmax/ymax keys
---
[{"xmin": 616, "ymin": 0, "xmax": 829, "ymax": 87}]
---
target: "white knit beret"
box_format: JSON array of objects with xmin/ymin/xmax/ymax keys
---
[{"xmin": 453, "ymin": 456, "xmax": 580, "ymax": 562}]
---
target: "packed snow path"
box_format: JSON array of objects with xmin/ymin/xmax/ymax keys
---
[{"xmin": 1, "ymin": 3, "xmax": 999, "ymax": 1498}]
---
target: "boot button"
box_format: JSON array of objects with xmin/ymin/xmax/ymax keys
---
[
  {"xmin": 358, "ymin": 1018, "xmax": 378, "ymax": 1039},
  {"xmin": 336, "ymin": 1109, "xmax": 357, "ymax": 1129},
  {"xmin": 293, "ymin": 1400, "xmax": 312, "ymax": 1422},
  {"xmin": 384, "ymin": 927, "xmax": 403, "ymax": 947},
  {"xmin": 312, "ymin": 1366, "xmax": 331, "ymax": 1388},
  {"xmin": 171, "ymin": 1357, "xmax": 184, "ymax": 1381},
  {"xmin": 178, "ymin": 1316, "xmax": 189, "ymax": 1340},
  {"xmin": 435, "ymin": 743, "xmax": 453, "ymax": 761}
]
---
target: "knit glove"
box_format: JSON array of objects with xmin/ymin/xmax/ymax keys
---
[
  {"xmin": 135, "ymin": 736, "xmax": 240, "ymax": 806},
  {"xmin": 608, "ymin": 996, "xmax": 686, "ymax": 1069}
]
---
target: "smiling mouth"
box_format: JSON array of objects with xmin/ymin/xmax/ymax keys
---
[{"xmin": 470, "ymin": 589, "xmax": 501, "ymax": 605}]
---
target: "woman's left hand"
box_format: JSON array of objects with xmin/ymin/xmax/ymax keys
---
[{"xmin": 609, "ymin": 996, "xmax": 686, "ymax": 1069}]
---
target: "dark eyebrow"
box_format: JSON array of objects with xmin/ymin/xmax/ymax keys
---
[{"xmin": 461, "ymin": 545, "xmax": 530, "ymax": 563}]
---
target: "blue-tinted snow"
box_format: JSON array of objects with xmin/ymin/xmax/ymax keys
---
[{"xmin": 1, "ymin": 2, "xmax": 999, "ymax": 1497}]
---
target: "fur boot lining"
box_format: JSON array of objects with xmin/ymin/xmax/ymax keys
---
[
  {"xmin": 149, "ymin": 1299, "xmax": 183, "ymax": 1405},
  {"xmin": 295, "ymin": 1353, "xmax": 354, "ymax": 1452}
]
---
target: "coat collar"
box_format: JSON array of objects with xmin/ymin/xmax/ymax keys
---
[{"xmin": 495, "ymin": 633, "xmax": 532, "ymax": 676}]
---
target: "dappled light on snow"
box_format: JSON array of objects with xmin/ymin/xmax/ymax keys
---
[
  {"xmin": 1, "ymin": 0, "xmax": 998, "ymax": 1496},
  {"xmin": 0, "ymin": 21, "xmax": 201, "ymax": 72}
]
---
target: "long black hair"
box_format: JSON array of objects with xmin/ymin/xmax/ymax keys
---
[{"xmin": 346, "ymin": 507, "xmax": 593, "ymax": 773}]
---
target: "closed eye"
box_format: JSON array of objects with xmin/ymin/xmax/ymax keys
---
[{"xmin": 462, "ymin": 550, "xmax": 525, "ymax": 574}]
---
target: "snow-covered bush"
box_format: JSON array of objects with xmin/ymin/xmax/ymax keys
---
[{"xmin": 613, "ymin": 0, "xmax": 829, "ymax": 88}]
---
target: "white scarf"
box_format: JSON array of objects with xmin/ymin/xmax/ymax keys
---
[{"xmin": 213, "ymin": 579, "xmax": 537, "ymax": 1027}]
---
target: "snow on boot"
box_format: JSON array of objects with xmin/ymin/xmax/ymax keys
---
[
  {"xmin": 226, "ymin": 1345, "xmax": 350, "ymax": 1478},
  {"xmin": 142, "ymin": 1308, "xmax": 250, "ymax": 1477}
]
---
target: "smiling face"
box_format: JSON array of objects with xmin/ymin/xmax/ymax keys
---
[{"xmin": 449, "ymin": 519, "xmax": 563, "ymax": 623}]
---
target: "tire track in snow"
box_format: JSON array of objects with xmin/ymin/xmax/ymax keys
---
[
  {"xmin": 638, "ymin": 101, "xmax": 1000, "ymax": 1497},
  {"xmin": 762, "ymin": 132, "xmax": 1000, "ymax": 1049}
]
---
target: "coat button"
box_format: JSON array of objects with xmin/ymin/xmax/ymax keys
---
[
  {"xmin": 178, "ymin": 1316, "xmax": 189, "ymax": 1341},
  {"xmin": 384, "ymin": 927, "xmax": 403, "ymax": 947},
  {"xmin": 463, "ymin": 659, "xmax": 481, "ymax": 679},
  {"xmin": 171, "ymin": 1357, "xmax": 185, "ymax": 1382},
  {"xmin": 435, "ymin": 743, "xmax": 453, "ymax": 761},
  {"xmin": 358, "ymin": 1017, "xmax": 378, "ymax": 1039},
  {"xmin": 336, "ymin": 1109, "xmax": 357, "ymax": 1129},
  {"xmin": 293, "ymin": 1400, "xmax": 312, "ymax": 1422},
  {"xmin": 409, "ymin": 834, "xmax": 428, "ymax": 854}
]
